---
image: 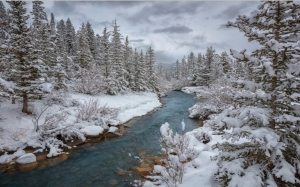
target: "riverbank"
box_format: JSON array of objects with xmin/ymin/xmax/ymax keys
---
[{"xmin": 0, "ymin": 92, "xmax": 162, "ymax": 169}]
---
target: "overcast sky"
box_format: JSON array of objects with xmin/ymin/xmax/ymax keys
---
[{"xmin": 4, "ymin": 1, "xmax": 262, "ymax": 64}]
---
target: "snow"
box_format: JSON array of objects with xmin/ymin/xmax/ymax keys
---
[
  {"xmin": 0, "ymin": 91, "xmax": 161, "ymax": 161},
  {"xmin": 70, "ymin": 92, "xmax": 161, "ymax": 124},
  {"xmin": 80, "ymin": 126, "xmax": 104, "ymax": 136},
  {"xmin": 16, "ymin": 153, "xmax": 36, "ymax": 164},
  {"xmin": 108, "ymin": 126, "xmax": 119, "ymax": 133}
]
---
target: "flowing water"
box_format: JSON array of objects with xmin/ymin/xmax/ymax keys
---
[{"xmin": 0, "ymin": 91, "xmax": 199, "ymax": 187}]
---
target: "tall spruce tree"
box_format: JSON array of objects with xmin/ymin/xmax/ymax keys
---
[
  {"xmin": 100, "ymin": 26, "xmax": 110, "ymax": 78},
  {"xmin": 50, "ymin": 13, "xmax": 56, "ymax": 35},
  {"xmin": 7, "ymin": 1, "xmax": 45, "ymax": 113},
  {"xmin": 0, "ymin": 1, "xmax": 9, "ymax": 40},
  {"xmin": 86, "ymin": 21, "xmax": 96, "ymax": 59},
  {"xmin": 108, "ymin": 20, "xmax": 127, "ymax": 94},
  {"xmin": 65, "ymin": 18, "xmax": 76, "ymax": 55},
  {"xmin": 212, "ymin": 1, "xmax": 300, "ymax": 186},
  {"xmin": 147, "ymin": 46, "xmax": 158, "ymax": 92}
]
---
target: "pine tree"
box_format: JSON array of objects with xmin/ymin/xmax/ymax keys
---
[
  {"xmin": 108, "ymin": 20, "xmax": 127, "ymax": 94},
  {"xmin": 123, "ymin": 36, "xmax": 133, "ymax": 89},
  {"xmin": 56, "ymin": 19, "xmax": 65, "ymax": 45},
  {"xmin": 86, "ymin": 21, "xmax": 96, "ymax": 59},
  {"xmin": 180, "ymin": 56, "xmax": 188, "ymax": 80},
  {"xmin": 75, "ymin": 25, "xmax": 94, "ymax": 69},
  {"xmin": 194, "ymin": 53, "xmax": 203, "ymax": 85},
  {"xmin": 205, "ymin": 46, "xmax": 215, "ymax": 86},
  {"xmin": 146, "ymin": 46, "xmax": 158, "ymax": 92},
  {"xmin": 99, "ymin": 26, "xmax": 110, "ymax": 78},
  {"xmin": 50, "ymin": 13, "xmax": 56, "ymax": 35},
  {"xmin": 0, "ymin": 1, "xmax": 9, "ymax": 40},
  {"xmin": 31, "ymin": 0, "xmax": 48, "ymax": 34},
  {"xmin": 65, "ymin": 18, "xmax": 76, "ymax": 55},
  {"xmin": 220, "ymin": 51, "xmax": 231, "ymax": 75},
  {"xmin": 212, "ymin": 1, "xmax": 300, "ymax": 186},
  {"xmin": 174, "ymin": 60, "xmax": 181, "ymax": 80},
  {"xmin": 7, "ymin": 1, "xmax": 45, "ymax": 113}
]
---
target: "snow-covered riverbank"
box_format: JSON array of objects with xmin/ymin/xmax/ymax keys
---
[{"xmin": 0, "ymin": 92, "xmax": 161, "ymax": 164}]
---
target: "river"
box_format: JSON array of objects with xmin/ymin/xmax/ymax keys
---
[{"xmin": 0, "ymin": 91, "xmax": 199, "ymax": 187}]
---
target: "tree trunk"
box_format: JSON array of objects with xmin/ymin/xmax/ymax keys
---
[{"xmin": 22, "ymin": 92, "xmax": 28, "ymax": 114}]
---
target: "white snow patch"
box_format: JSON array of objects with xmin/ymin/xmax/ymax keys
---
[
  {"xmin": 80, "ymin": 126, "xmax": 104, "ymax": 136},
  {"xmin": 16, "ymin": 153, "xmax": 36, "ymax": 164}
]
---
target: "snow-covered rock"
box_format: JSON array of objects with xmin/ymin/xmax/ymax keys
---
[
  {"xmin": 108, "ymin": 126, "xmax": 119, "ymax": 133},
  {"xmin": 16, "ymin": 153, "xmax": 36, "ymax": 164},
  {"xmin": 80, "ymin": 126, "xmax": 104, "ymax": 137}
]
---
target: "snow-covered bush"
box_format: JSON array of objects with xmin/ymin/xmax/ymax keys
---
[
  {"xmin": 147, "ymin": 123, "xmax": 195, "ymax": 187},
  {"xmin": 189, "ymin": 78, "xmax": 238, "ymax": 119},
  {"xmin": 192, "ymin": 129, "xmax": 211, "ymax": 144},
  {"xmin": 76, "ymin": 98, "xmax": 119, "ymax": 126},
  {"xmin": 72, "ymin": 65, "xmax": 104, "ymax": 95}
]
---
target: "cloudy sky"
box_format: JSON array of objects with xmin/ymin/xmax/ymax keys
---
[{"xmin": 4, "ymin": 1, "xmax": 262, "ymax": 64}]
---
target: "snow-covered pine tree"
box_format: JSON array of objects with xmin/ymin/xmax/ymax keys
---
[
  {"xmin": 146, "ymin": 46, "xmax": 158, "ymax": 92},
  {"xmin": 211, "ymin": 53, "xmax": 223, "ymax": 80},
  {"xmin": 31, "ymin": 0, "xmax": 48, "ymax": 35},
  {"xmin": 75, "ymin": 24, "xmax": 94, "ymax": 69},
  {"xmin": 0, "ymin": 1, "xmax": 9, "ymax": 40},
  {"xmin": 65, "ymin": 18, "xmax": 76, "ymax": 55},
  {"xmin": 174, "ymin": 60, "xmax": 181, "ymax": 80},
  {"xmin": 193, "ymin": 52, "xmax": 203, "ymax": 86},
  {"xmin": 108, "ymin": 19, "xmax": 127, "ymax": 94},
  {"xmin": 212, "ymin": 1, "xmax": 300, "ymax": 186},
  {"xmin": 205, "ymin": 46, "xmax": 215, "ymax": 86},
  {"xmin": 56, "ymin": 19, "xmax": 65, "ymax": 45},
  {"xmin": 220, "ymin": 51, "xmax": 231, "ymax": 75},
  {"xmin": 7, "ymin": 1, "xmax": 45, "ymax": 113},
  {"xmin": 187, "ymin": 51, "xmax": 196, "ymax": 77},
  {"xmin": 181, "ymin": 56, "xmax": 188, "ymax": 80},
  {"xmin": 123, "ymin": 36, "xmax": 133, "ymax": 89},
  {"xmin": 86, "ymin": 21, "xmax": 96, "ymax": 59},
  {"xmin": 99, "ymin": 26, "xmax": 110, "ymax": 78},
  {"xmin": 94, "ymin": 33, "xmax": 101, "ymax": 64},
  {"xmin": 50, "ymin": 13, "xmax": 56, "ymax": 35},
  {"xmin": 132, "ymin": 49, "xmax": 144, "ymax": 91}
]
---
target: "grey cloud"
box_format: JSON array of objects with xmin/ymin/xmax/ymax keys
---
[
  {"xmin": 129, "ymin": 39, "xmax": 144, "ymax": 43},
  {"xmin": 126, "ymin": 2, "xmax": 206, "ymax": 24},
  {"xmin": 153, "ymin": 25, "xmax": 193, "ymax": 34},
  {"xmin": 214, "ymin": 2, "xmax": 259, "ymax": 20},
  {"xmin": 46, "ymin": 2, "xmax": 78, "ymax": 17}
]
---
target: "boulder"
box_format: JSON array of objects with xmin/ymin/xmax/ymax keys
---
[
  {"xmin": 16, "ymin": 153, "xmax": 36, "ymax": 164},
  {"xmin": 16, "ymin": 153, "xmax": 38, "ymax": 170},
  {"xmin": 136, "ymin": 167, "xmax": 152, "ymax": 175}
]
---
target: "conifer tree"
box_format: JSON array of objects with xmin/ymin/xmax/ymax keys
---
[
  {"xmin": 86, "ymin": 21, "xmax": 96, "ymax": 59},
  {"xmin": 75, "ymin": 25, "xmax": 94, "ymax": 69},
  {"xmin": 7, "ymin": 1, "xmax": 45, "ymax": 113},
  {"xmin": 220, "ymin": 51, "xmax": 231, "ymax": 75},
  {"xmin": 65, "ymin": 18, "xmax": 76, "ymax": 55},
  {"xmin": 174, "ymin": 60, "xmax": 181, "ymax": 80},
  {"xmin": 205, "ymin": 46, "xmax": 215, "ymax": 85},
  {"xmin": 50, "ymin": 13, "xmax": 56, "ymax": 35},
  {"xmin": 56, "ymin": 19, "xmax": 65, "ymax": 45},
  {"xmin": 212, "ymin": 1, "xmax": 300, "ymax": 186},
  {"xmin": 108, "ymin": 20, "xmax": 127, "ymax": 94},
  {"xmin": 100, "ymin": 26, "xmax": 110, "ymax": 78},
  {"xmin": 147, "ymin": 46, "xmax": 158, "ymax": 92},
  {"xmin": 0, "ymin": 1, "xmax": 9, "ymax": 40}
]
